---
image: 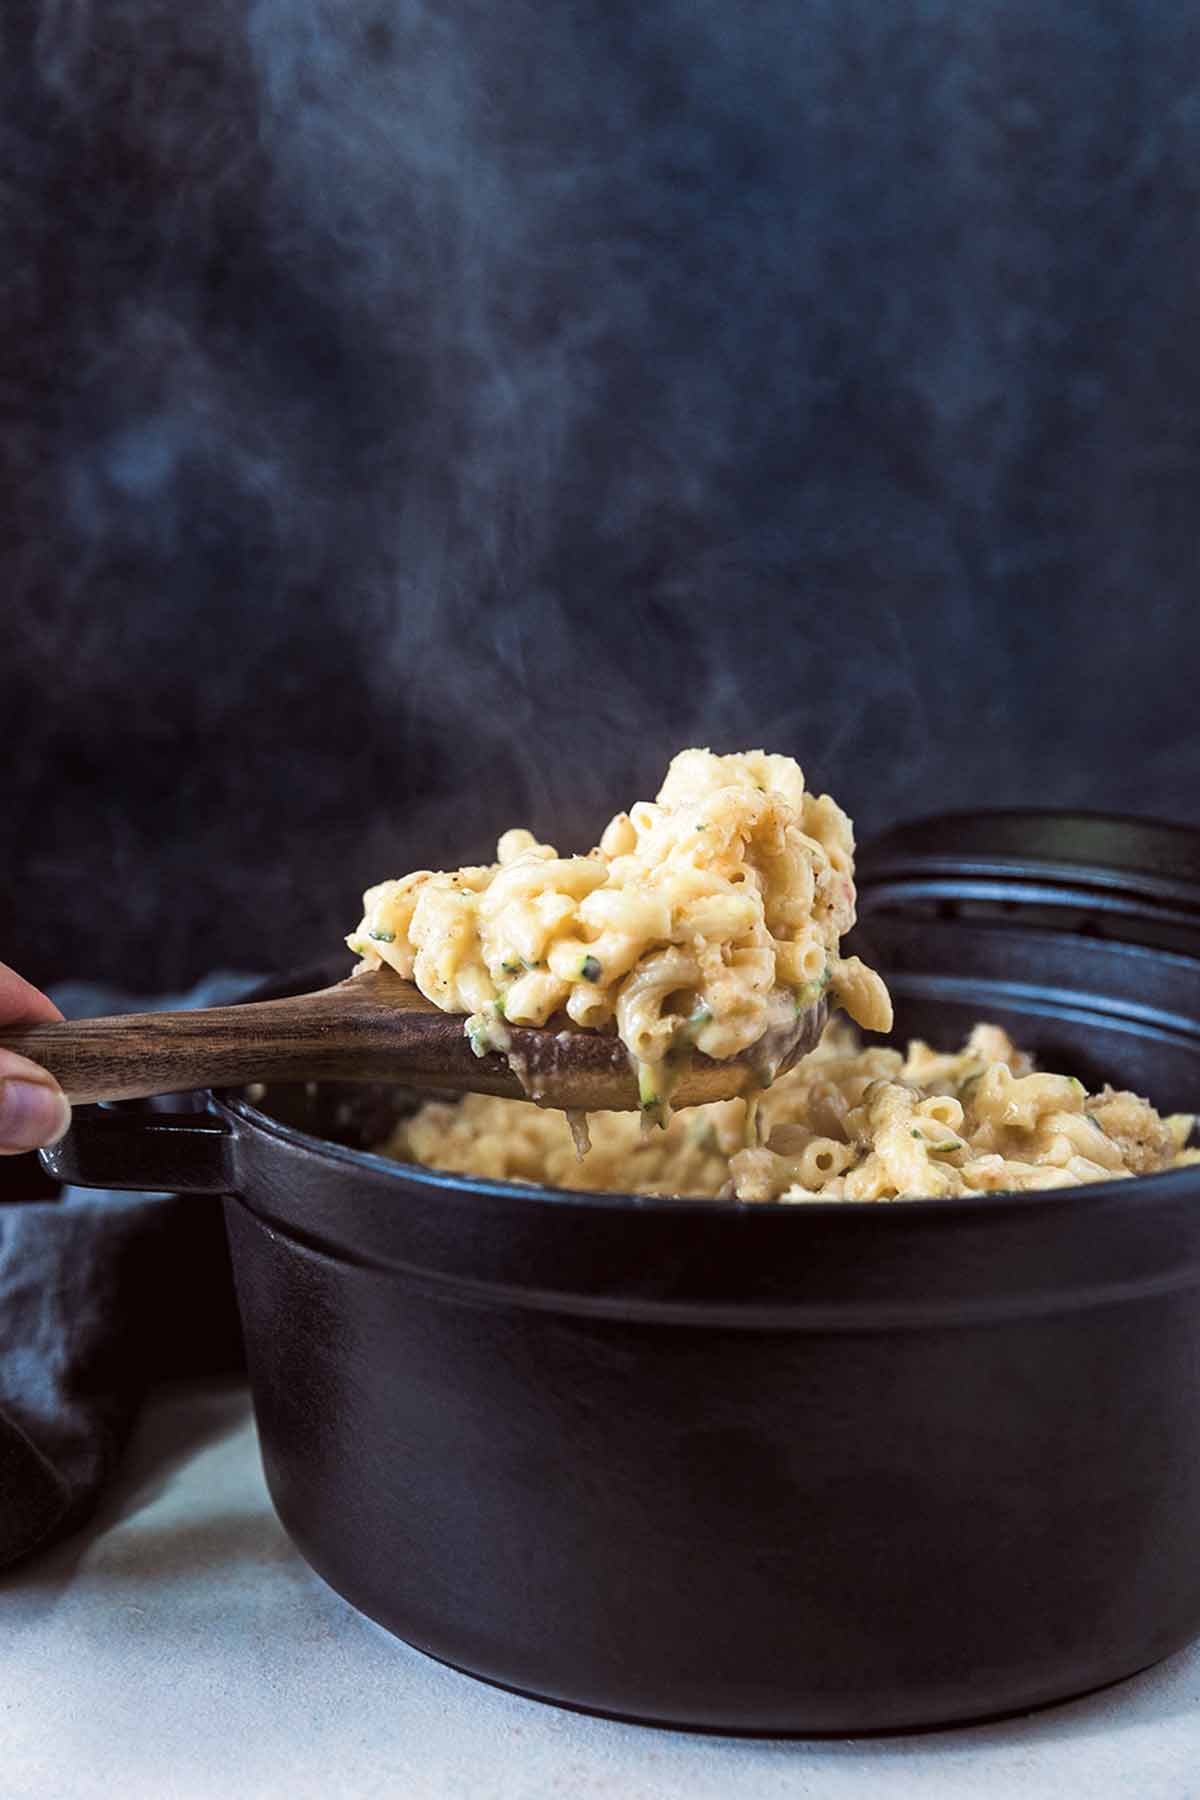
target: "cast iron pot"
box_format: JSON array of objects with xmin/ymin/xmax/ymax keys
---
[{"xmin": 43, "ymin": 850, "xmax": 1200, "ymax": 1733}]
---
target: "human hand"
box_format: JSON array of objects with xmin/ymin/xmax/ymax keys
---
[{"xmin": 0, "ymin": 963, "xmax": 71, "ymax": 1154}]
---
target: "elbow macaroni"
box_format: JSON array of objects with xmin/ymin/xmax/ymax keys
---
[
  {"xmin": 385, "ymin": 1021, "xmax": 1197, "ymax": 1201},
  {"xmin": 347, "ymin": 748, "xmax": 893, "ymax": 1113}
]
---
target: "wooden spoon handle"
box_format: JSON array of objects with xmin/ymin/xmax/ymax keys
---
[
  {"xmin": 0, "ymin": 981, "xmax": 443, "ymax": 1104},
  {"xmin": 0, "ymin": 972, "xmax": 830, "ymax": 1112}
]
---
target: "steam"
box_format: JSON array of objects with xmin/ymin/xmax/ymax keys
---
[{"xmin": 233, "ymin": 0, "xmax": 962, "ymax": 856}]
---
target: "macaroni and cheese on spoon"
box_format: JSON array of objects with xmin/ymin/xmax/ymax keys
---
[{"xmin": 347, "ymin": 748, "xmax": 892, "ymax": 1128}]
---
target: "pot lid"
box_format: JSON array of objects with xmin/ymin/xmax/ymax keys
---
[{"xmin": 854, "ymin": 809, "xmax": 1200, "ymax": 953}]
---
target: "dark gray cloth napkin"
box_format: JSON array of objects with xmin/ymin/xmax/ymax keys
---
[{"xmin": 0, "ymin": 975, "xmax": 256, "ymax": 1567}]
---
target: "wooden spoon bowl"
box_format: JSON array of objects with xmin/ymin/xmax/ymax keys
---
[{"xmin": 0, "ymin": 966, "xmax": 830, "ymax": 1112}]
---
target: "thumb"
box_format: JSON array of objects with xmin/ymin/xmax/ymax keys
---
[{"xmin": 0, "ymin": 1051, "xmax": 72, "ymax": 1155}]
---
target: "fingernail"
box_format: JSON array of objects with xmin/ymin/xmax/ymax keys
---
[{"xmin": 0, "ymin": 1079, "xmax": 72, "ymax": 1152}]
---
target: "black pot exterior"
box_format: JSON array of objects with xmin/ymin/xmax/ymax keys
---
[{"xmin": 217, "ymin": 1087, "xmax": 1200, "ymax": 1732}]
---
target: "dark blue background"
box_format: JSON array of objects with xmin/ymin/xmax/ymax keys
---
[{"xmin": 4, "ymin": 0, "xmax": 1197, "ymax": 988}]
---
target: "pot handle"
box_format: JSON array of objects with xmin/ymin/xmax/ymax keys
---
[{"xmin": 38, "ymin": 1105, "xmax": 236, "ymax": 1195}]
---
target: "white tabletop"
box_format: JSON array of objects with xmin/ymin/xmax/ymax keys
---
[{"xmin": 2, "ymin": 1382, "xmax": 1199, "ymax": 1800}]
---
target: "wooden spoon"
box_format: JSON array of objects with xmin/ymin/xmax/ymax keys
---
[{"xmin": 0, "ymin": 966, "xmax": 830, "ymax": 1111}]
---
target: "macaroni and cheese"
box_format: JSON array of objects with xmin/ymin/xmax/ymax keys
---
[
  {"xmin": 348, "ymin": 748, "xmax": 892, "ymax": 1120},
  {"xmin": 387, "ymin": 1022, "xmax": 1197, "ymax": 1201}
]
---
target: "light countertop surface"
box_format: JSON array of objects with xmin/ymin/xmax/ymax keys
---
[{"xmin": 2, "ymin": 1382, "xmax": 1199, "ymax": 1800}]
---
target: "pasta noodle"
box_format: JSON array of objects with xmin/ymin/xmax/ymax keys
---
[
  {"xmin": 348, "ymin": 748, "xmax": 892, "ymax": 1120},
  {"xmin": 384, "ymin": 1021, "xmax": 1197, "ymax": 1201}
]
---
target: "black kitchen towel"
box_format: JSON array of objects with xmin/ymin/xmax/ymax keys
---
[{"xmin": 0, "ymin": 975, "xmax": 257, "ymax": 1568}]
